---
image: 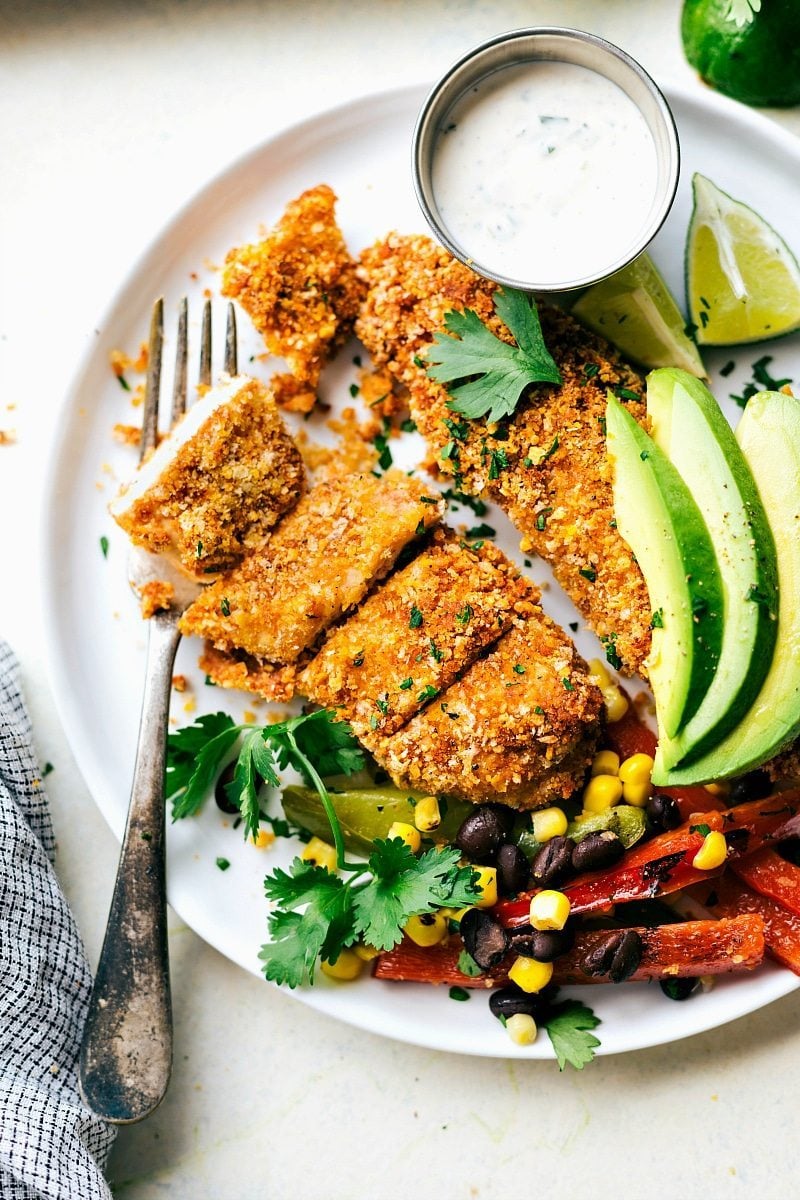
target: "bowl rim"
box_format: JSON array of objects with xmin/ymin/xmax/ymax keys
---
[{"xmin": 411, "ymin": 26, "xmax": 681, "ymax": 293}]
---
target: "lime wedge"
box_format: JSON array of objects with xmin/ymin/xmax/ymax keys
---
[
  {"xmin": 686, "ymin": 173, "xmax": 800, "ymax": 346},
  {"xmin": 571, "ymin": 253, "xmax": 706, "ymax": 377}
]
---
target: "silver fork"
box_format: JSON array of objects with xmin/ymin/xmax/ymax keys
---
[{"xmin": 80, "ymin": 298, "xmax": 238, "ymax": 1124}]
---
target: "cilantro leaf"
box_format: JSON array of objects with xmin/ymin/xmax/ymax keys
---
[
  {"xmin": 268, "ymin": 710, "xmax": 365, "ymax": 783},
  {"xmin": 260, "ymin": 860, "xmax": 356, "ymax": 988},
  {"xmin": 424, "ymin": 288, "xmax": 562, "ymax": 425},
  {"xmin": 224, "ymin": 729, "xmax": 281, "ymax": 839},
  {"xmin": 353, "ymin": 841, "xmax": 479, "ymax": 951},
  {"xmin": 166, "ymin": 713, "xmax": 240, "ymax": 820},
  {"xmin": 542, "ymin": 1000, "xmax": 601, "ymax": 1071}
]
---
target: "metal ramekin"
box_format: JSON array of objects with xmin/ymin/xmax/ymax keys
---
[{"xmin": 412, "ymin": 27, "xmax": 680, "ymax": 293}]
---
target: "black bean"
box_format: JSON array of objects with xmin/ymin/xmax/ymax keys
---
[
  {"xmin": 460, "ymin": 909, "xmax": 510, "ymax": 971},
  {"xmin": 659, "ymin": 976, "xmax": 700, "ymax": 1001},
  {"xmin": 571, "ymin": 830, "xmax": 625, "ymax": 873},
  {"xmin": 728, "ymin": 770, "xmax": 773, "ymax": 805},
  {"xmin": 779, "ymin": 839, "xmax": 800, "ymax": 867},
  {"xmin": 511, "ymin": 925, "xmax": 575, "ymax": 963},
  {"xmin": 646, "ymin": 792, "xmax": 682, "ymax": 831},
  {"xmin": 489, "ymin": 985, "xmax": 542, "ymax": 1022},
  {"xmin": 456, "ymin": 805, "xmax": 514, "ymax": 863},
  {"xmin": 615, "ymin": 899, "xmax": 680, "ymax": 928},
  {"xmin": 531, "ymin": 835, "xmax": 576, "ymax": 886},
  {"xmin": 580, "ymin": 929, "xmax": 642, "ymax": 983},
  {"xmin": 215, "ymin": 762, "xmax": 239, "ymax": 814},
  {"xmin": 496, "ymin": 843, "xmax": 530, "ymax": 896}
]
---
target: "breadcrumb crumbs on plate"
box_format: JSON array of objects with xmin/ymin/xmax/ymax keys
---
[
  {"xmin": 356, "ymin": 233, "xmax": 652, "ymax": 676},
  {"xmin": 113, "ymin": 424, "xmax": 143, "ymax": 447},
  {"xmin": 0, "ymin": 430, "xmax": 16, "ymax": 445},
  {"xmin": 109, "ymin": 343, "xmax": 148, "ymax": 377},
  {"xmin": 139, "ymin": 579, "xmax": 175, "ymax": 619},
  {"xmin": 171, "ymin": 674, "xmax": 189, "ymax": 693},
  {"xmin": 222, "ymin": 184, "xmax": 363, "ymax": 414}
]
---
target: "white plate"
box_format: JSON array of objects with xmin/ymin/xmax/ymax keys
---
[{"xmin": 42, "ymin": 82, "xmax": 800, "ymax": 1059}]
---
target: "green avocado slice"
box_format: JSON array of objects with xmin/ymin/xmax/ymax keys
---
[
  {"xmin": 662, "ymin": 390, "xmax": 800, "ymax": 783},
  {"xmin": 648, "ymin": 369, "xmax": 778, "ymax": 780},
  {"xmin": 606, "ymin": 395, "xmax": 723, "ymax": 739}
]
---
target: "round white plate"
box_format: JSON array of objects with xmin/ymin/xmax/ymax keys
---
[{"xmin": 42, "ymin": 82, "xmax": 800, "ymax": 1059}]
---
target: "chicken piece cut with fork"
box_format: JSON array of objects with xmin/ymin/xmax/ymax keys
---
[
  {"xmin": 368, "ymin": 616, "xmax": 604, "ymax": 809},
  {"xmin": 110, "ymin": 375, "xmax": 304, "ymax": 577},
  {"xmin": 222, "ymin": 184, "xmax": 364, "ymax": 413},
  {"xmin": 299, "ymin": 528, "xmax": 540, "ymax": 743},
  {"xmin": 356, "ymin": 233, "xmax": 653, "ymax": 677},
  {"xmin": 179, "ymin": 472, "xmax": 445, "ymax": 666}
]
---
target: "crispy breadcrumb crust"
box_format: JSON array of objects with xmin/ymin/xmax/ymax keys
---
[
  {"xmin": 179, "ymin": 472, "xmax": 444, "ymax": 663},
  {"xmin": 139, "ymin": 580, "xmax": 174, "ymax": 619},
  {"xmin": 369, "ymin": 617, "xmax": 603, "ymax": 808},
  {"xmin": 222, "ymin": 185, "xmax": 363, "ymax": 412},
  {"xmin": 356, "ymin": 234, "xmax": 652, "ymax": 676},
  {"xmin": 112, "ymin": 378, "xmax": 305, "ymax": 575},
  {"xmin": 199, "ymin": 643, "xmax": 299, "ymax": 703},
  {"xmin": 299, "ymin": 529, "xmax": 539, "ymax": 742}
]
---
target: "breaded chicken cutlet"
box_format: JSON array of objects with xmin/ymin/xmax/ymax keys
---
[
  {"xmin": 180, "ymin": 472, "xmax": 444, "ymax": 680},
  {"xmin": 299, "ymin": 528, "xmax": 540, "ymax": 743},
  {"xmin": 370, "ymin": 618, "xmax": 603, "ymax": 808},
  {"xmin": 222, "ymin": 184, "xmax": 363, "ymax": 413},
  {"xmin": 356, "ymin": 234, "xmax": 653, "ymax": 677}
]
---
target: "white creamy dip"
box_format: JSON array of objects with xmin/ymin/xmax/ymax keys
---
[{"xmin": 431, "ymin": 60, "xmax": 659, "ymax": 288}]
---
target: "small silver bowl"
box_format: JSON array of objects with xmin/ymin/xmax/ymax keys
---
[{"xmin": 412, "ymin": 27, "xmax": 680, "ymax": 293}]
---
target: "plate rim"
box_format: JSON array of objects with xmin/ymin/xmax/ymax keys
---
[{"xmin": 40, "ymin": 78, "xmax": 800, "ymax": 1060}]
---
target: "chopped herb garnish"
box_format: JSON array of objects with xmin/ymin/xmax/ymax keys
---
[
  {"xmin": 640, "ymin": 450, "xmax": 650, "ymax": 461},
  {"xmin": 204, "ymin": 675, "xmax": 217, "ymax": 687},
  {"xmin": 353, "ymin": 652, "xmax": 365, "ymax": 667},
  {"xmin": 353, "ymin": 354, "xmax": 362, "ymax": 367},
  {"xmin": 456, "ymin": 949, "xmax": 483, "ymax": 977},
  {"xmin": 99, "ymin": 536, "xmax": 109, "ymax": 559},
  {"xmin": 579, "ymin": 566, "xmax": 597, "ymax": 583},
  {"xmin": 561, "ymin": 678, "xmax": 575, "ymax": 692},
  {"xmin": 442, "ymin": 488, "xmax": 488, "ymax": 517},
  {"xmin": 415, "ymin": 518, "xmax": 426, "ymax": 535},
  {"xmin": 42, "ymin": 762, "xmax": 54, "ymax": 777},
  {"xmin": 429, "ymin": 639, "xmax": 444, "ymax": 663},
  {"xmin": 691, "ymin": 823, "xmax": 712, "ymax": 837},
  {"xmin": 116, "ymin": 374, "xmax": 131, "ymax": 392},
  {"xmin": 440, "ymin": 440, "xmax": 458, "ymax": 462},
  {"xmin": 488, "ymin": 448, "xmax": 509, "ymax": 479},
  {"xmin": 615, "ymin": 387, "xmax": 641, "ymax": 402},
  {"xmin": 420, "ymin": 494, "xmax": 439, "ymax": 505},
  {"xmin": 569, "ymin": 622, "xmax": 579, "ymax": 632},
  {"xmin": 374, "ymin": 433, "xmax": 393, "ymax": 470},
  {"xmin": 216, "ymin": 857, "xmax": 231, "ymax": 872},
  {"xmin": 220, "ymin": 597, "xmax": 231, "ymax": 617},
  {"xmin": 399, "ymin": 678, "xmax": 413, "ymax": 691},
  {"xmin": 349, "ymin": 383, "xmax": 359, "ymax": 398},
  {"xmin": 582, "ymin": 363, "xmax": 599, "ymax": 380},
  {"xmin": 449, "ymin": 986, "xmax": 471, "ymax": 1002},
  {"xmin": 513, "ymin": 664, "xmax": 526, "ymax": 675},
  {"xmin": 650, "ymin": 608, "xmax": 664, "ymax": 629},
  {"xmin": 601, "ymin": 633, "xmax": 622, "ymax": 671},
  {"xmin": 535, "ymin": 507, "xmax": 552, "ymax": 531},
  {"xmin": 731, "ymin": 355, "xmax": 793, "ymax": 408},
  {"xmin": 376, "ymin": 697, "xmax": 390, "ymax": 715},
  {"xmin": 413, "ymin": 354, "xmax": 425, "ymax": 369},
  {"xmin": 699, "ymin": 311, "xmax": 709, "ymax": 328},
  {"xmin": 195, "ymin": 540, "xmax": 203, "ymax": 558},
  {"xmin": 466, "ymin": 523, "xmax": 496, "ymax": 539},
  {"xmin": 417, "ymin": 685, "xmax": 439, "ymax": 703},
  {"xmin": 455, "ymin": 604, "xmax": 473, "ymax": 627},
  {"xmin": 401, "ymin": 418, "xmax": 418, "ymax": 433},
  {"xmin": 443, "ymin": 417, "xmax": 470, "ymax": 441},
  {"xmin": 720, "ymin": 360, "xmax": 736, "ymax": 378},
  {"xmin": 534, "ymin": 705, "xmax": 545, "ymax": 715},
  {"xmin": 409, "ymin": 605, "xmax": 424, "ymax": 629}
]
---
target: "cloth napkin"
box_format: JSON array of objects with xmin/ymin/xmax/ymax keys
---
[{"xmin": 0, "ymin": 641, "xmax": 115, "ymax": 1199}]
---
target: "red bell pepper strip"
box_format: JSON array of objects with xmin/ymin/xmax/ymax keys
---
[
  {"xmin": 731, "ymin": 848, "xmax": 800, "ymax": 919},
  {"xmin": 688, "ymin": 873, "xmax": 800, "ymax": 975},
  {"xmin": 372, "ymin": 916, "xmax": 765, "ymax": 987},
  {"xmin": 495, "ymin": 791, "xmax": 800, "ymax": 928},
  {"xmin": 604, "ymin": 703, "xmax": 725, "ymax": 820}
]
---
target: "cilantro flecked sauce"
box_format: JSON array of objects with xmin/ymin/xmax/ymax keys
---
[{"xmin": 431, "ymin": 60, "xmax": 659, "ymax": 287}]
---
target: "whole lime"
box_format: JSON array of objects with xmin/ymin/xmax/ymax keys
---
[{"xmin": 681, "ymin": 0, "xmax": 800, "ymax": 107}]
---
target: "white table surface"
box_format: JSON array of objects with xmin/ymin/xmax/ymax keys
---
[{"xmin": 3, "ymin": 1, "xmax": 800, "ymax": 1196}]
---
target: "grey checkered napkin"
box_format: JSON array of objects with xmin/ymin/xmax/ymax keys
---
[{"xmin": 0, "ymin": 641, "xmax": 115, "ymax": 1199}]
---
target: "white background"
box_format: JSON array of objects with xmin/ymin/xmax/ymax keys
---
[{"xmin": 3, "ymin": 1, "xmax": 800, "ymax": 1196}]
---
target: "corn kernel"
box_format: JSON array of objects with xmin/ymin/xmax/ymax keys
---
[
  {"xmin": 531, "ymin": 807, "xmax": 568, "ymax": 842},
  {"xmin": 705, "ymin": 781, "xmax": 731, "ymax": 798},
  {"xmin": 529, "ymin": 889, "xmax": 571, "ymax": 931},
  {"xmin": 583, "ymin": 774, "xmax": 623, "ymax": 813},
  {"xmin": 588, "ymin": 658, "xmax": 611, "ymax": 688},
  {"xmin": 619, "ymin": 753, "xmax": 655, "ymax": 785},
  {"xmin": 388, "ymin": 821, "xmax": 421, "ymax": 853},
  {"xmin": 301, "ymin": 836, "xmax": 337, "ymax": 872},
  {"xmin": 591, "ymin": 750, "xmax": 620, "ymax": 777},
  {"xmin": 504, "ymin": 1013, "xmax": 538, "ymax": 1046},
  {"xmin": 692, "ymin": 830, "xmax": 728, "ymax": 871},
  {"xmin": 603, "ymin": 685, "xmax": 629, "ymax": 723},
  {"xmin": 354, "ymin": 942, "xmax": 380, "ymax": 962},
  {"xmin": 250, "ymin": 830, "xmax": 278, "ymax": 849},
  {"xmin": 622, "ymin": 779, "xmax": 651, "ymax": 807},
  {"xmin": 414, "ymin": 796, "xmax": 441, "ymax": 833},
  {"xmin": 405, "ymin": 911, "xmax": 448, "ymax": 947},
  {"xmin": 508, "ymin": 956, "xmax": 554, "ymax": 994},
  {"xmin": 320, "ymin": 949, "xmax": 363, "ymax": 981},
  {"xmin": 473, "ymin": 867, "xmax": 498, "ymax": 908}
]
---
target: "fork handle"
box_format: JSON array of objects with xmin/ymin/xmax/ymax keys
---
[{"xmin": 80, "ymin": 611, "xmax": 180, "ymax": 1123}]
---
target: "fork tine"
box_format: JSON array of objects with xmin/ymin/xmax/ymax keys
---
[
  {"xmin": 170, "ymin": 297, "xmax": 188, "ymax": 427},
  {"xmin": 224, "ymin": 303, "xmax": 238, "ymax": 375},
  {"xmin": 140, "ymin": 298, "xmax": 163, "ymax": 464},
  {"xmin": 199, "ymin": 298, "xmax": 212, "ymax": 388}
]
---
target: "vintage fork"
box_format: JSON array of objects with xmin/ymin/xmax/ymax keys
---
[{"xmin": 79, "ymin": 298, "xmax": 238, "ymax": 1124}]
